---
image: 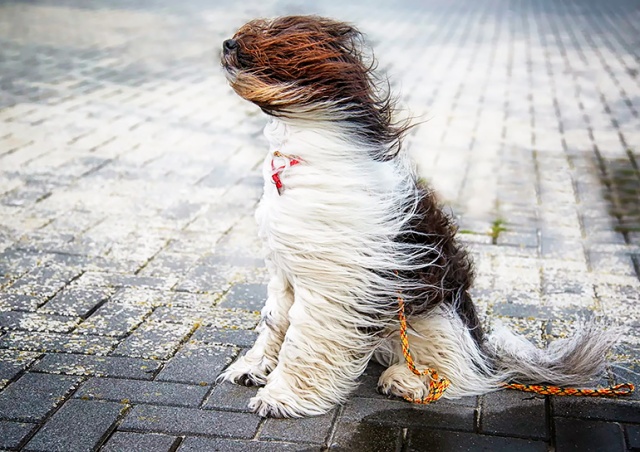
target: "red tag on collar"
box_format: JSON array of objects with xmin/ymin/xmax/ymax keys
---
[{"xmin": 270, "ymin": 151, "xmax": 301, "ymax": 195}]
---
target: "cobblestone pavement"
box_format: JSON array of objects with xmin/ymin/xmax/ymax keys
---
[{"xmin": 0, "ymin": 0, "xmax": 639, "ymax": 450}]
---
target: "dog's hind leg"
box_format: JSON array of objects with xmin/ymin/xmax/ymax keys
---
[
  {"xmin": 249, "ymin": 284, "xmax": 374, "ymax": 417},
  {"xmin": 217, "ymin": 260, "xmax": 294, "ymax": 386},
  {"xmin": 376, "ymin": 308, "xmax": 499, "ymax": 400}
]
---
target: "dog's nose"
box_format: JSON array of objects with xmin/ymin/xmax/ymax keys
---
[{"xmin": 223, "ymin": 39, "xmax": 238, "ymax": 54}]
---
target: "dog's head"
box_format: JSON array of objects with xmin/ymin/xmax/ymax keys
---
[
  {"xmin": 221, "ymin": 15, "xmax": 409, "ymax": 158},
  {"xmin": 221, "ymin": 16, "xmax": 375, "ymax": 116}
]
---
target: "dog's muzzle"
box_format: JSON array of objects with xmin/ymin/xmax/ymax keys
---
[{"xmin": 223, "ymin": 39, "xmax": 238, "ymax": 55}]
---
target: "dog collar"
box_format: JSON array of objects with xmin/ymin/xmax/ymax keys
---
[{"xmin": 270, "ymin": 151, "xmax": 301, "ymax": 195}]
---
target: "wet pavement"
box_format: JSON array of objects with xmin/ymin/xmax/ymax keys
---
[{"xmin": 0, "ymin": 0, "xmax": 639, "ymax": 450}]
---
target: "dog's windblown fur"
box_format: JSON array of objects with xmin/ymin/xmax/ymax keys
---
[{"xmin": 217, "ymin": 15, "xmax": 618, "ymax": 418}]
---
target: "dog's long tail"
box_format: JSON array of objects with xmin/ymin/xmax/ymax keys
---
[{"xmin": 485, "ymin": 320, "xmax": 619, "ymax": 387}]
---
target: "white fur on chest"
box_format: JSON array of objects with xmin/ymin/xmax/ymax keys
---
[{"xmin": 255, "ymin": 119, "xmax": 415, "ymax": 290}]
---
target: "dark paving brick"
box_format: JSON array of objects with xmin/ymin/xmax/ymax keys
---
[
  {"xmin": 0, "ymin": 372, "xmax": 81, "ymax": 421},
  {"xmin": 24, "ymin": 399, "xmax": 124, "ymax": 452},
  {"xmin": 0, "ymin": 420, "xmax": 36, "ymax": 449},
  {"xmin": 554, "ymin": 418, "xmax": 625, "ymax": 452},
  {"xmin": 101, "ymin": 431, "xmax": 178, "ymax": 452},
  {"xmin": 331, "ymin": 421, "xmax": 401, "ymax": 452},
  {"xmin": 491, "ymin": 302, "xmax": 591, "ymax": 320},
  {"xmin": 0, "ymin": 350, "xmax": 39, "ymax": 388},
  {"xmin": 203, "ymin": 381, "xmax": 259, "ymax": 412},
  {"xmin": 0, "ymin": 311, "xmax": 79, "ymax": 333},
  {"xmin": 406, "ymin": 428, "xmax": 548, "ymax": 452},
  {"xmin": 341, "ymin": 397, "xmax": 476, "ymax": 431},
  {"xmin": 32, "ymin": 353, "xmax": 161, "ymax": 379},
  {"xmin": 76, "ymin": 303, "xmax": 150, "ymax": 337},
  {"xmin": 0, "ymin": 331, "xmax": 117, "ymax": 355},
  {"xmin": 0, "ymin": 293, "xmax": 41, "ymax": 311},
  {"xmin": 75, "ymin": 377, "xmax": 208, "ymax": 407},
  {"xmin": 120, "ymin": 404, "xmax": 261, "ymax": 438},
  {"xmin": 260, "ymin": 410, "xmax": 335, "ymax": 444},
  {"xmin": 178, "ymin": 437, "xmax": 306, "ymax": 451},
  {"xmin": 190, "ymin": 326, "xmax": 258, "ymax": 347},
  {"xmin": 6, "ymin": 266, "xmax": 80, "ymax": 300},
  {"xmin": 626, "ymin": 424, "xmax": 640, "ymax": 451},
  {"xmin": 113, "ymin": 321, "xmax": 191, "ymax": 359},
  {"xmin": 552, "ymin": 397, "xmax": 640, "ymax": 423},
  {"xmin": 40, "ymin": 285, "xmax": 114, "ymax": 318},
  {"xmin": 218, "ymin": 283, "xmax": 267, "ymax": 311},
  {"xmin": 480, "ymin": 390, "xmax": 548, "ymax": 439},
  {"xmin": 155, "ymin": 342, "xmax": 237, "ymax": 384}
]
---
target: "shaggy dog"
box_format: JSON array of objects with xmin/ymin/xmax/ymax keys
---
[{"xmin": 217, "ymin": 15, "xmax": 617, "ymax": 418}]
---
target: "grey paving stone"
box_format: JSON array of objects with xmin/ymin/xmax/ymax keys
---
[
  {"xmin": 76, "ymin": 303, "xmax": 150, "ymax": 337},
  {"xmin": 260, "ymin": 409, "xmax": 335, "ymax": 443},
  {"xmin": 24, "ymin": 399, "xmax": 124, "ymax": 452},
  {"xmin": 190, "ymin": 326, "xmax": 258, "ymax": 347},
  {"xmin": 552, "ymin": 397, "xmax": 640, "ymax": 424},
  {"xmin": 0, "ymin": 293, "xmax": 41, "ymax": 311},
  {"xmin": 218, "ymin": 283, "xmax": 268, "ymax": 311},
  {"xmin": 150, "ymin": 307, "xmax": 260, "ymax": 329},
  {"xmin": 120, "ymin": 404, "xmax": 261, "ymax": 438},
  {"xmin": 341, "ymin": 397, "xmax": 476, "ymax": 431},
  {"xmin": 178, "ymin": 437, "xmax": 305, "ymax": 452},
  {"xmin": 0, "ymin": 420, "xmax": 36, "ymax": 449},
  {"xmin": 626, "ymin": 424, "xmax": 640, "ymax": 451},
  {"xmin": 0, "ymin": 350, "xmax": 39, "ymax": 388},
  {"xmin": 0, "ymin": 372, "xmax": 81, "ymax": 421},
  {"xmin": 75, "ymin": 377, "xmax": 208, "ymax": 407},
  {"xmin": 102, "ymin": 431, "xmax": 178, "ymax": 452},
  {"xmin": 112, "ymin": 321, "xmax": 191, "ymax": 359},
  {"xmin": 0, "ymin": 311, "xmax": 79, "ymax": 333},
  {"xmin": 32, "ymin": 353, "xmax": 161, "ymax": 379},
  {"xmin": 203, "ymin": 381, "xmax": 259, "ymax": 411},
  {"xmin": 0, "ymin": 331, "xmax": 117, "ymax": 355},
  {"xmin": 40, "ymin": 285, "xmax": 114, "ymax": 317},
  {"xmin": 331, "ymin": 421, "xmax": 401, "ymax": 452},
  {"xmin": 480, "ymin": 390, "xmax": 548, "ymax": 440},
  {"xmin": 491, "ymin": 302, "xmax": 591, "ymax": 320},
  {"xmin": 407, "ymin": 428, "xmax": 548, "ymax": 452},
  {"xmin": 156, "ymin": 342, "xmax": 237, "ymax": 384},
  {"xmin": 554, "ymin": 418, "xmax": 625, "ymax": 452}
]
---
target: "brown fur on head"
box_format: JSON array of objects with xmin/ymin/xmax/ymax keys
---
[{"xmin": 221, "ymin": 15, "xmax": 408, "ymax": 158}]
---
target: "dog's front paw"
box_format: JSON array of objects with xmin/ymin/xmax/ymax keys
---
[
  {"xmin": 248, "ymin": 387, "xmax": 304, "ymax": 418},
  {"xmin": 216, "ymin": 355, "xmax": 273, "ymax": 387}
]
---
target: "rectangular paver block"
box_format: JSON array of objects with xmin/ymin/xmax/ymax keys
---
[
  {"xmin": 0, "ymin": 372, "xmax": 81, "ymax": 421},
  {"xmin": 75, "ymin": 377, "xmax": 208, "ymax": 407},
  {"xmin": 178, "ymin": 437, "xmax": 303, "ymax": 451},
  {"xmin": 120, "ymin": 404, "xmax": 260, "ymax": 438},
  {"xmin": 260, "ymin": 409, "xmax": 335, "ymax": 443},
  {"xmin": 32, "ymin": 353, "xmax": 161, "ymax": 379},
  {"xmin": 203, "ymin": 381, "xmax": 259, "ymax": 412},
  {"xmin": 554, "ymin": 418, "xmax": 625, "ymax": 452},
  {"xmin": 0, "ymin": 420, "xmax": 36, "ymax": 449},
  {"xmin": 101, "ymin": 431, "xmax": 177, "ymax": 452},
  {"xmin": 341, "ymin": 397, "xmax": 476, "ymax": 432},
  {"xmin": 155, "ymin": 343, "xmax": 237, "ymax": 385},
  {"xmin": 480, "ymin": 390, "xmax": 548, "ymax": 439},
  {"xmin": 24, "ymin": 399, "xmax": 124, "ymax": 452},
  {"xmin": 113, "ymin": 321, "xmax": 191, "ymax": 359},
  {"xmin": 552, "ymin": 397, "xmax": 640, "ymax": 423},
  {"xmin": 407, "ymin": 428, "xmax": 548, "ymax": 452}
]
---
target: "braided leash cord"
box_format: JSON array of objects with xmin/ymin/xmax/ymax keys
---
[
  {"xmin": 398, "ymin": 298, "xmax": 450, "ymax": 403},
  {"xmin": 397, "ymin": 297, "xmax": 634, "ymax": 404}
]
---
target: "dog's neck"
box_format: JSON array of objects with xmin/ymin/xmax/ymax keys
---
[{"xmin": 262, "ymin": 117, "xmax": 379, "ymax": 164}]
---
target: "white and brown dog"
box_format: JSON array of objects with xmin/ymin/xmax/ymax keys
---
[{"xmin": 217, "ymin": 15, "xmax": 617, "ymax": 418}]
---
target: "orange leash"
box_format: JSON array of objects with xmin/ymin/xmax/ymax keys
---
[{"xmin": 397, "ymin": 297, "xmax": 635, "ymax": 404}]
